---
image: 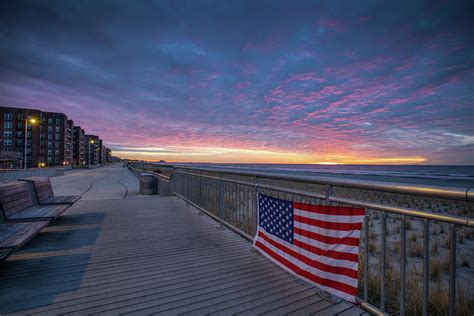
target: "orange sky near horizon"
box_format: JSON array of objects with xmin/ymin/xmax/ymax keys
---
[{"xmin": 111, "ymin": 146, "xmax": 428, "ymax": 165}]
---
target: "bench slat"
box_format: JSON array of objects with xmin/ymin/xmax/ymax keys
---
[{"xmin": 0, "ymin": 222, "xmax": 48, "ymax": 249}]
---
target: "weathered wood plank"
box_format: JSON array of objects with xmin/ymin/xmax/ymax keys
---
[
  {"xmin": 0, "ymin": 222, "xmax": 48, "ymax": 249},
  {"xmin": 0, "ymin": 166, "xmax": 349, "ymax": 316}
]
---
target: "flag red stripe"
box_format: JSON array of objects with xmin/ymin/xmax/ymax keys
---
[
  {"xmin": 258, "ymin": 231, "xmax": 358, "ymax": 278},
  {"xmin": 294, "ymin": 214, "xmax": 362, "ymax": 231},
  {"xmin": 255, "ymin": 240, "xmax": 357, "ymax": 296},
  {"xmin": 293, "ymin": 238, "xmax": 358, "ymax": 262},
  {"xmin": 293, "ymin": 202, "xmax": 365, "ymax": 216},
  {"xmin": 294, "ymin": 227, "xmax": 360, "ymax": 246}
]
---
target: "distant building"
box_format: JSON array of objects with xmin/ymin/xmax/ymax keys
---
[
  {"xmin": 106, "ymin": 148, "xmax": 112, "ymax": 163},
  {"xmin": 1, "ymin": 106, "xmax": 109, "ymax": 169},
  {"xmin": 41, "ymin": 111, "xmax": 69, "ymax": 166},
  {"xmin": 0, "ymin": 107, "xmax": 42, "ymax": 168},
  {"xmin": 73, "ymin": 126, "xmax": 85, "ymax": 165},
  {"xmin": 84, "ymin": 134, "xmax": 100, "ymax": 165}
]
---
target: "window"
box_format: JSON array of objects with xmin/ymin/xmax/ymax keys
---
[
  {"xmin": 56, "ymin": 118, "xmax": 61, "ymax": 125},
  {"xmin": 48, "ymin": 150, "xmax": 52, "ymax": 155},
  {"xmin": 55, "ymin": 157, "xmax": 59, "ymax": 163},
  {"xmin": 17, "ymin": 113, "xmax": 23, "ymax": 120},
  {"xmin": 27, "ymin": 140, "xmax": 31, "ymax": 146},
  {"xmin": 27, "ymin": 131, "xmax": 32, "ymax": 138},
  {"xmin": 17, "ymin": 139, "xmax": 23, "ymax": 146},
  {"xmin": 48, "ymin": 134, "xmax": 52, "ymax": 140},
  {"xmin": 17, "ymin": 131, "xmax": 23, "ymax": 137},
  {"xmin": 4, "ymin": 122, "xmax": 12, "ymax": 128},
  {"xmin": 47, "ymin": 157, "xmax": 52, "ymax": 163},
  {"xmin": 56, "ymin": 133, "xmax": 60, "ymax": 139},
  {"xmin": 48, "ymin": 126, "xmax": 52, "ymax": 131},
  {"xmin": 48, "ymin": 118, "xmax": 52, "ymax": 124},
  {"xmin": 48, "ymin": 141, "xmax": 52, "ymax": 148},
  {"xmin": 55, "ymin": 141, "xmax": 60, "ymax": 147},
  {"xmin": 55, "ymin": 126, "xmax": 60, "ymax": 132},
  {"xmin": 17, "ymin": 122, "xmax": 23, "ymax": 129},
  {"xmin": 55, "ymin": 150, "xmax": 59, "ymax": 156},
  {"xmin": 3, "ymin": 139, "xmax": 12, "ymax": 145},
  {"xmin": 4, "ymin": 113, "xmax": 12, "ymax": 120},
  {"xmin": 4, "ymin": 131, "xmax": 12, "ymax": 137}
]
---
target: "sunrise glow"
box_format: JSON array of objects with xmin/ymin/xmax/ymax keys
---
[{"xmin": 0, "ymin": 1, "xmax": 472, "ymax": 165}]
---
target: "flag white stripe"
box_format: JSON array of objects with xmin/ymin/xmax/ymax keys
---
[
  {"xmin": 256, "ymin": 232, "xmax": 358, "ymax": 287},
  {"xmin": 294, "ymin": 208, "xmax": 365, "ymax": 224},
  {"xmin": 260, "ymin": 229, "xmax": 358, "ymax": 270},
  {"xmin": 293, "ymin": 233, "xmax": 360, "ymax": 254},
  {"xmin": 253, "ymin": 240, "xmax": 356, "ymax": 302},
  {"xmin": 294, "ymin": 220, "xmax": 362, "ymax": 239}
]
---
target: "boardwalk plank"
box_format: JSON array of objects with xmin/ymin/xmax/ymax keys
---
[{"xmin": 0, "ymin": 165, "xmax": 357, "ymax": 316}]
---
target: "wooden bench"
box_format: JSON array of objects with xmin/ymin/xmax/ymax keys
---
[
  {"xmin": 0, "ymin": 181, "xmax": 69, "ymax": 222},
  {"xmin": 19, "ymin": 177, "xmax": 80, "ymax": 205},
  {"xmin": 0, "ymin": 221, "xmax": 48, "ymax": 260}
]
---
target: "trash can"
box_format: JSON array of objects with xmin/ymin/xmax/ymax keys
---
[{"xmin": 139, "ymin": 173, "xmax": 157, "ymax": 195}]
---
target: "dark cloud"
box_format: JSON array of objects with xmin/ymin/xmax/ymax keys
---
[{"xmin": 0, "ymin": 0, "xmax": 473, "ymax": 163}]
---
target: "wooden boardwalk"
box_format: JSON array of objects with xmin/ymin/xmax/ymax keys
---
[{"xmin": 0, "ymin": 165, "xmax": 365, "ymax": 315}]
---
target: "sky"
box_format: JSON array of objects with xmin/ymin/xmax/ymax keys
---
[{"xmin": 0, "ymin": 0, "xmax": 473, "ymax": 165}]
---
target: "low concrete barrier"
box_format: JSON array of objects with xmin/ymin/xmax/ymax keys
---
[{"xmin": 0, "ymin": 168, "xmax": 65, "ymax": 182}]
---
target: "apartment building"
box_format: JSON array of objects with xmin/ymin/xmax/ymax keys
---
[
  {"xmin": 0, "ymin": 107, "xmax": 42, "ymax": 168},
  {"xmin": 84, "ymin": 134, "xmax": 100, "ymax": 166},
  {"xmin": 73, "ymin": 126, "xmax": 85, "ymax": 165},
  {"xmin": 1, "ymin": 106, "xmax": 111, "ymax": 169},
  {"xmin": 40, "ymin": 112, "xmax": 68, "ymax": 166}
]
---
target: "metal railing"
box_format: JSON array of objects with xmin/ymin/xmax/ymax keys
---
[
  {"xmin": 0, "ymin": 167, "xmax": 66, "ymax": 182},
  {"xmin": 166, "ymin": 165, "xmax": 473, "ymax": 316}
]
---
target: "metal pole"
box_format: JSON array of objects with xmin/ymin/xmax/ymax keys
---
[
  {"xmin": 88, "ymin": 141, "xmax": 90, "ymax": 169},
  {"xmin": 449, "ymin": 224, "xmax": 456, "ymax": 316},
  {"xmin": 364, "ymin": 214, "xmax": 369, "ymax": 302},
  {"xmin": 219, "ymin": 173, "xmax": 224, "ymax": 228},
  {"xmin": 24, "ymin": 119, "xmax": 28, "ymax": 170},
  {"xmin": 423, "ymin": 219, "xmax": 429, "ymax": 316},
  {"xmin": 400, "ymin": 215, "xmax": 407, "ymax": 316},
  {"xmin": 381, "ymin": 212, "xmax": 387, "ymax": 312}
]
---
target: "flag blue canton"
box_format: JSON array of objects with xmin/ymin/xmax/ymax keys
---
[{"xmin": 258, "ymin": 194, "xmax": 294, "ymax": 243}]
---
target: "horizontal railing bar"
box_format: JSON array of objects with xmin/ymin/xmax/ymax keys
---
[
  {"xmin": 174, "ymin": 169, "xmax": 473, "ymax": 227},
  {"xmin": 174, "ymin": 170, "xmax": 255, "ymax": 187},
  {"xmin": 149, "ymin": 171, "xmax": 171, "ymax": 181},
  {"xmin": 173, "ymin": 166, "xmax": 472, "ymax": 202},
  {"xmin": 331, "ymin": 196, "xmax": 472, "ymax": 227}
]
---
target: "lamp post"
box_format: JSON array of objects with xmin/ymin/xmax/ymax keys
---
[
  {"xmin": 24, "ymin": 118, "xmax": 37, "ymax": 170},
  {"xmin": 88, "ymin": 139, "xmax": 94, "ymax": 168}
]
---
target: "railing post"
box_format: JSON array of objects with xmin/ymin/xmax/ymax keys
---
[
  {"xmin": 185, "ymin": 173, "xmax": 189, "ymax": 205},
  {"xmin": 423, "ymin": 219, "xmax": 429, "ymax": 316},
  {"xmin": 449, "ymin": 224, "xmax": 456, "ymax": 316},
  {"xmin": 219, "ymin": 173, "xmax": 224, "ymax": 228},
  {"xmin": 400, "ymin": 215, "xmax": 407, "ymax": 316},
  {"xmin": 364, "ymin": 214, "xmax": 369, "ymax": 302},
  {"xmin": 254, "ymin": 176, "xmax": 259, "ymax": 233},
  {"xmin": 325, "ymin": 184, "xmax": 332, "ymax": 205},
  {"xmin": 381, "ymin": 212, "xmax": 387, "ymax": 312}
]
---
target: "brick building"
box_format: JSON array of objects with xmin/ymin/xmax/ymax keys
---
[
  {"xmin": 73, "ymin": 126, "xmax": 85, "ymax": 165},
  {"xmin": 1, "ymin": 106, "xmax": 111, "ymax": 169},
  {"xmin": 84, "ymin": 134, "xmax": 100, "ymax": 166},
  {"xmin": 0, "ymin": 107, "xmax": 42, "ymax": 168},
  {"xmin": 41, "ymin": 112, "xmax": 68, "ymax": 166}
]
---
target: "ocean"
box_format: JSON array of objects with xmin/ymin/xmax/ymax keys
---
[{"xmin": 167, "ymin": 163, "xmax": 474, "ymax": 188}]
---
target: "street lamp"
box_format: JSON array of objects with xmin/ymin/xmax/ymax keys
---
[
  {"xmin": 24, "ymin": 117, "xmax": 37, "ymax": 170},
  {"xmin": 88, "ymin": 139, "xmax": 94, "ymax": 168}
]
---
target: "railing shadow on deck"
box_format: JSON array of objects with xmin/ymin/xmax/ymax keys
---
[{"xmin": 128, "ymin": 162, "xmax": 474, "ymax": 316}]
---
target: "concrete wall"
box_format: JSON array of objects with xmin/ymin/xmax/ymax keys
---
[{"xmin": 0, "ymin": 167, "xmax": 65, "ymax": 182}]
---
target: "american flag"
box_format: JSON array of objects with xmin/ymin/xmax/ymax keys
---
[{"xmin": 253, "ymin": 194, "xmax": 365, "ymax": 302}]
